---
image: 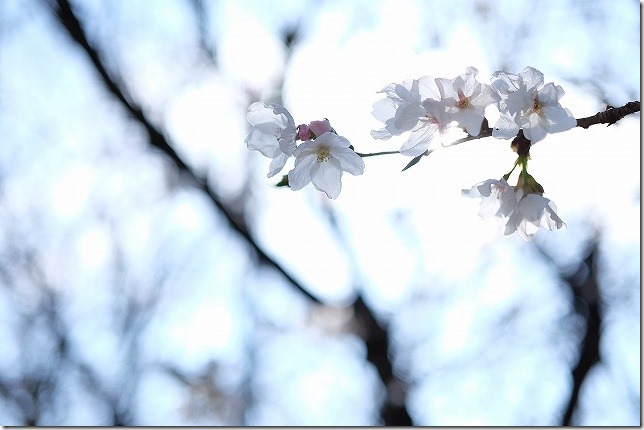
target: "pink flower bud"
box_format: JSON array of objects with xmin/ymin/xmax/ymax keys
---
[
  {"xmin": 297, "ymin": 124, "xmax": 313, "ymax": 141},
  {"xmin": 308, "ymin": 119, "xmax": 333, "ymax": 137}
]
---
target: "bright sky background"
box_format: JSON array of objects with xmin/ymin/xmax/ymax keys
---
[{"xmin": 0, "ymin": 0, "xmax": 639, "ymax": 425}]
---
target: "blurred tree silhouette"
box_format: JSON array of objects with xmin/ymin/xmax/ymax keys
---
[{"xmin": 0, "ymin": 0, "xmax": 638, "ymax": 425}]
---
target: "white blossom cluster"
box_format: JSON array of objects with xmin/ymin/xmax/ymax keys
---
[
  {"xmin": 245, "ymin": 102, "xmax": 364, "ymax": 199},
  {"xmin": 461, "ymin": 178, "xmax": 565, "ymax": 241},
  {"xmin": 245, "ymin": 66, "xmax": 577, "ymax": 240}
]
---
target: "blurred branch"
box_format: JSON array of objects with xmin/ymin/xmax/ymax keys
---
[
  {"xmin": 535, "ymin": 238, "xmax": 602, "ymax": 426},
  {"xmin": 187, "ymin": 0, "xmax": 217, "ymax": 65},
  {"xmin": 354, "ymin": 297, "xmax": 413, "ymax": 426},
  {"xmin": 47, "ymin": 0, "xmax": 321, "ymax": 305},
  {"xmin": 321, "ymin": 205, "xmax": 412, "ymax": 426},
  {"xmin": 560, "ymin": 245, "xmax": 602, "ymax": 426}
]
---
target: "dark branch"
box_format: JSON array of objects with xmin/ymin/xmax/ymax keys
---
[
  {"xmin": 321, "ymin": 204, "xmax": 412, "ymax": 425},
  {"xmin": 354, "ymin": 297, "xmax": 412, "ymax": 426},
  {"xmin": 561, "ymin": 245, "xmax": 602, "ymax": 426},
  {"xmin": 576, "ymin": 101, "xmax": 640, "ymax": 129},
  {"xmin": 535, "ymin": 238, "xmax": 603, "ymax": 426},
  {"xmin": 48, "ymin": 0, "xmax": 321, "ymax": 304}
]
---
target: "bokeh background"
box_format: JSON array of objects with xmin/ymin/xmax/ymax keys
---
[{"xmin": 0, "ymin": 0, "xmax": 639, "ymax": 425}]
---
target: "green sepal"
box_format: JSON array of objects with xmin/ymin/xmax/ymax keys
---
[
  {"xmin": 275, "ymin": 175, "xmax": 290, "ymax": 187},
  {"xmin": 402, "ymin": 150, "xmax": 431, "ymax": 172}
]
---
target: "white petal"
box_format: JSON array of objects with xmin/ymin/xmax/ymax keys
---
[
  {"xmin": 394, "ymin": 84, "xmax": 415, "ymax": 103},
  {"xmin": 518, "ymin": 67, "xmax": 544, "ymax": 90},
  {"xmin": 287, "ymin": 153, "xmax": 316, "ymax": 190},
  {"xmin": 460, "ymin": 68, "xmax": 479, "ymax": 97},
  {"xmin": 538, "ymin": 83, "xmax": 561, "ymax": 105},
  {"xmin": 492, "ymin": 114, "xmax": 520, "ymax": 139},
  {"xmin": 517, "ymin": 194, "xmax": 549, "ymax": 222},
  {"xmin": 462, "ymin": 178, "xmax": 508, "ymax": 198},
  {"xmin": 331, "ymin": 147, "xmax": 365, "ymax": 176},
  {"xmin": 247, "ymin": 102, "xmax": 292, "ymax": 129},
  {"xmin": 376, "ymin": 82, "xmax": 398, "ymax": 96},
  {"xmin": 462, "ymin": 179, "xmax": 493, "ymax": 198},
  {"xmin": 246, "ymin": 102, "xmax": 274, "ymax": 126},
  {"xmin": 454, "ymin": 108, "xmax": 485, "ymax": 136},
  {"xmin": 271, "ymin": 104, "xmax": 296, "ymax": 127},
  {"xmin": 293, "ymin": 139, "xmax": 319, "ymax": 157},
  {"xmin": 392, "ymin": 103, "xmax": 424, "ymax": 132},
  {"xmin": 516, "ymin": 220, "xmax": 538, "ymax": 241},
  {"xmin": 435, "ymin": 77, "xmax": 456, "ymax": 100},
  {"xmin": 318, "ymin": 132, "xmax": 351, "ymax": 149},
  {"xmin": 471, "ymin": 83, "xmax": 501, "ymax": 106},
  {"xmin": 523, "ymin": 114, "xmax": 549, "ymax": 143},
  {"xmin": 540, "ymin": 202, "xmax": 565, "ymax": 230},
  {"xmin": 501, "ymin": 211, "xmax": 521, "ymax": 237},
  {"xmin": 311, "ymin": 160, "xmax": 343, "ymax": 199},
  {"xmin": 478, "ymin": 193, "xmax": 503, "ymax": 219},
  {"xmin": 416, "ymin": 75, "xmax": 441, "ymax": 100},
  {"xmin": 245, "ymin": 126, "xmax": 281, "ymax": 157},
  {"xmin": 371, "ymin": 128, "xmax": 393, "ymax": 140},
  {"xmin": 491, "ymin": 71, "xmax": 520, "ymax": 96},
  {"xmin": 278, "ymin": 138, "xmax": 297, "ymax": 156},
  {"xmin": 542, "ymin": 107, "xmax": 577, "ymax": 133},
  {"xmin": 504, "ymin": 88, "xmax": 533, "ymax": 115},
  {"xmin": 267, "ymin": 152, "xmax": 290, "ymax": 178},
  {"xmin": 399, "ymin": 121, "xmax": 439, "ymax": 157},
  {"xmin": 372, "ymin": 97, "xmax": 398, "ymax": 123}
]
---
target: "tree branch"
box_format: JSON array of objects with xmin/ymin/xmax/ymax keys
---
[
  {"xmin": 321, "ymin": 204, "xmax": 413, "ymax": 425},
  {"xmin": 561, "ymin": 244, "xmax": 602, "ymax": 426},
  {"xmin": 576, "ymin": 101, "xmax": 640, "ymax": 129},
  {"xmin": 536, "ymin": 238, "xmax": 603, "ymax": 426},
  {"xmin": 355, "ymin": 297, "xmax": 412, "ymax": 426},
  {"xmin": 48, "ymin": 0, "xmax": 321, "ymax": 304},
  {"xmin": 363, "ymin": 101, "xmax": 640, "ymax": 166}
]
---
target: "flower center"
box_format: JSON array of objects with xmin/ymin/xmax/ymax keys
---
[
  {"xmin": 532, "ymin": 97, "xmax": 543, "ymax": 113},
  {"xmin": 316, "ymin": 146, "xmax": 330, "ymax": 163},
  {"xmin": 457, "ymin": 95, "xmax": 470, "ymax": 109}
]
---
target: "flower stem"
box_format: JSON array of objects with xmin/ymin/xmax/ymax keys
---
[
  {"xmin": 502, "ymin": 158, "xmax": 520, "ymax": 180},
  {"xmin": 355, "ymin": 150, "xmax": 400, "ymax": 157}
]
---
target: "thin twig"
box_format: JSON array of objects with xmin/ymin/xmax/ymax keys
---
[{"xmin": 356, "ymin": 150, "xmax": 399, "ymax": 157}]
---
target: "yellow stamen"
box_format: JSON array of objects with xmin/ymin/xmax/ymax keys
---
[
  {"xmin": 457, "ymin": 90, "xmax": 470, "ymax": 109},
  {"xmin": 317, "ymin": 146, "xmax": 330, "ymax": 163},
  {"xmin": 533, "ymin": 98, "xmax": 542, "ymax": 112}
]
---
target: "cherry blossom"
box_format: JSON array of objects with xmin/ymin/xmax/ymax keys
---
[
  {"xmin": 503, "ymin": 190, "xmax": 565, "ymax": 241},
  {"xmin": 370, "ymin": 78, "xmax": 429, "ymax": 140},
  {"xmin": 245, "ymin": 102, "xmax": 297, "ymax": 177},
  {"xmin": 371, "ymin": 76, "xmax": 454, "ymax": 156},
  {"xmin": 435, "ymin": 67, "xmax": 500, "ymax": 136},
  {"xmin": 491, "ymin": 67, "xmax": 576, "ymax": 143},
  {"xmin": 462, "ymin": 177, "xmax": 565, "ymax": 241},
  {"xmin": 288, "ymin": 131, "xmax": 365, "ymax": 199},
  {"xmin": 461, "ymin": 178, "xmax": 517, "ymax": 220},
  {"xmin": 398, "ymin": 98, "xmax": 454, "ymax": 157}
]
